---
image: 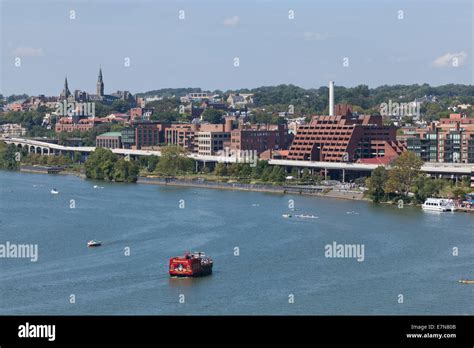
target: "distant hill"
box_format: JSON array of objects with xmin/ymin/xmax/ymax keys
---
[{"xmin": 137, "ymin": 84, "xmax": 474, "ymax": 113}]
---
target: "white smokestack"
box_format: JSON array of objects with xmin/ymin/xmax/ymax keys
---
[{"xmin": 329, "ymin": 81, "xmax": 334, "ymax": 116}]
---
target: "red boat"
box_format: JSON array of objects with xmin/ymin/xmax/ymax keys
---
[{"xmin": 169, "ymin": 251, "xmax": 213, "ymax": 277}]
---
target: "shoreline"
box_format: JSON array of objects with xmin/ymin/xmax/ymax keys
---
[
  {"xmin": 9, "ymin": 168, "xmax": 474, "ymax": 211},
  {"xmin": 15, "ymin": 166, "xmax": 367, "ymax": 201},
  {"xmin": 137, "ymin": 176, "xmax": 368, "ymax": 201},
  {"xmin": 19, "ymin": 165, "xmax": 86, "ymax": 178}
]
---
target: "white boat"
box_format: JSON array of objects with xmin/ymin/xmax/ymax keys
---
[
  {"xmin": 282, "ymin": 214, "xmax": 292, "ymax": 218},
  {"xmin": 87, "ymin": 240, "xmax": 102, "ymax": 247},
  {"xmin": 50, "ymin": 189, "xmax": 59, "ymax": 195},
  {"xmin": 294, "ymin": 214, "xmax": 318, "ymax": 219},
  {"xmin": 422, "ymin": 198, "xmax": 456, "ymax": 212},
  {"xmin": 459, "ymin": 279, "xmax": 474, "ymax": 284}
]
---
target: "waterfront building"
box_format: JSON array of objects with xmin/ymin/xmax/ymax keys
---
[
  {"xmin": 165, "ymin": 123, "xmax": 199, "ymax": 151},
  {"xmin": 406, "ymin": 114, "xmax": 474, "ymax": 163},
  {"xmin": 287, "ymin": 104, "xmax": 404, "ymax": 162},
  {"xmin": 230, "ymin": 123, "xmax": 292, "ymax": 156},
  {"xmin": 96, "ymin": 132, "xmax": 122, "ymax": 149},
  {"xmin": 121, "ymin": 128, "xmax": 136, "ymax": 149},
  {"xmin": 197, "ymin": 131, "xmax": 230, "ymax": 156},
  {"xmin": 134, "ymin": 121, "xmax": 168, "ymax": 149}
]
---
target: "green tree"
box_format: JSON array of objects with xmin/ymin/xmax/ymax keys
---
[
  {"xmin": 452, "ymin": 187, "xmax": 470, "ymax": 199},
  {"xmin": 85, "ymin": 148, "xmax": 117, "ymax": 180},
  {"xmin": 150, "ymin": 111, "xmax": 180, "ymax": 123},
  {"xmin": 110, "ymin": 100, "xmax": 133, "ymax": 114},
  {"xmin": 156, "ymin": 146, "xmax": 194, "ymax": 176},
  {"xmin": 73, "ymin": 152, "xmax": 82, "ymax": 163},
  {"xmin": 93, "ymin": 102, "xmax": 113, "ymax": 117},
  {"xmin": 269, "ymin": 166, "xmax": 286, "ymax": 183},
  {"xmin": 384, "ymin": 152, "xmax": 423, "ymax": 198},
  {"xmin": 239, "ymin": 164, "xmax": 252, "ymax": 177},
  {"xmin": 146, "ymin": 155, "xmax": 159, "ymax": 172},
  {"xmin": 201, "ymin": 108, "xmax": 225, "ymax": 123},
  {"xmin": 366, "ymin": 166, "xmax": 388, "ymax": 203},
  {"xmin": 413, "ymin": 176, "xmax": 446, "ymax": 203},
  {"xmin": 228, "ymin": 163, "xmax": 243, "ymax": 177},
  {"xmin": 251, "ymin": 160, "xmax": 270, "ymax": 179},
  {"xmin": 260, "ymin": 166, "xmax": 273, "ymax": 182},
  {"xmin": 214, "ymin": 163, "xmax": 228, "ymax": 176},
  {"xmin": 301, "ymin": 168, "xmax": 312, "ymax": 183},
  {"xmin": 0, "ymin": 142, "xmax": 20, "ymax": 170},
  {"xmin": 113, "ymin": 158, "xmax": 139, "ymax": 182}
]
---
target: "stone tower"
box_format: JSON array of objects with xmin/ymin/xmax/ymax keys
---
[{"xmin": 96, "ymin": 67, "xmax": 104, "ymax": 97}]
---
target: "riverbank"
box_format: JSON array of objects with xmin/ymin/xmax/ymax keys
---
[
  {"xmin": 19, "ymin": 165, "xmax": 86, "ymax": 178},
  {"xmin": 12, "ymin": 168, "xmax": 474, "ymax": 210},
  {"xmin": 137, "ymin": 176, "xmax": 368, "ymax": 201}
]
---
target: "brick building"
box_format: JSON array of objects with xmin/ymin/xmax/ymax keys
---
[
  {"xmin": 165, "ymin": 124, "xmax": 199, "ymax": 151},
  {"xmin": 134, "ymin": 121, "xmax": 168, "ymax": 149},
  {"xmin": 230, "ymin": 123, "xmax": 292, "ymax": 155},
  {"xmin": 406, "ymin": 114, "xmax": 474, "ymax": 163},
  {"xmin": 96, "ymin": 132, "xmax": 122, "ymax": 149},
  {"xmin": 287, "ymin": 105, "xmax": 402, "ymax": 162}
]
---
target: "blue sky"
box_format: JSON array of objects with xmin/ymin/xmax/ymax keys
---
[{"xmin": 1, "ymin": 0, "xmax": 472, "ymax": 96}]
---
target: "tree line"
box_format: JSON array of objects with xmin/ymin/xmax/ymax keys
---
[{"xmin": 366, "ymin": 151, "xmax": 471, "ymax": 204}]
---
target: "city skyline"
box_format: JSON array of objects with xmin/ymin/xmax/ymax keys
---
[{"xmin": 1, "ymin": 0, "xmax": 473, "ymax": 96}]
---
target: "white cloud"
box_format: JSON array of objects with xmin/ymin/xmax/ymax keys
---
[
  {"xmin": 223, "ymin": 16, "xmax": 240, "ymax": 27},
  {"xmin": 433, "ymin": 51, "xmax": 467, "ymax": 67},
  {"xmin": 12, "ymin": 46, "xmax": 44, "ymax": 57},
  {"xmin": 303, "ymin": 31, "xmax": 329, "ymax": 41}
]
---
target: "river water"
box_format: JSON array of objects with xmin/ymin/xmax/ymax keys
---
[{"xmin": 0, "ymin": 171, "xmax": 473, "ymax": 315}]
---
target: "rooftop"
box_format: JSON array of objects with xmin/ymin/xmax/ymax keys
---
[{"xmin": 97, "ymin": 132, "xmax": 122, "ymax": 137}]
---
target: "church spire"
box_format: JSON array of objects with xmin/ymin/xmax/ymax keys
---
[
  {"xmin": 61, "ymin": 76, "xmax": 71, "ymax": 100},
  {"xmin": 96, "ymin": 66, "xmax": 104, "ymax": 97}
]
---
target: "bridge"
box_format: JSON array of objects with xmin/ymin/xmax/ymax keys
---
[
  {"xmin": 2, "ymin": 137, "xmax": 474, "ymax": 181},
  {"xmin": 2, "ymin": 137, "xmax": 242, "ymax": 163},
  {"xmin": 268, "ymin": 159, "xmax": 474, "ymax": 183}
]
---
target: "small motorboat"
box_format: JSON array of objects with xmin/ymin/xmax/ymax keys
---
[
  {"xmin": 87, "ymin": 240, "xmax": 102, "ymax": 247},
  {"xmin": 282, "ymin": 214, "xmax": 292, "ymax": 218},
  {"xmin": 458, "ymin": 279, "xmax": 474, "ymax": 284},
  {"xmin": 50, "ymin": 188, "xmax": 59, "ymax": 195},
  {"xmin": 295, "ymin": 214, "xmax": 318, "ymax": 219}
]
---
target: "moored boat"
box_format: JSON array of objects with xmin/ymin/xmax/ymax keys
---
[
  {"xmin": 169, "ymin": 251, "xmax": 213, "ymax": 277},
  {"xmin": 422, "ymin": 198, "xmax": 455, "ymax": 212}
]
